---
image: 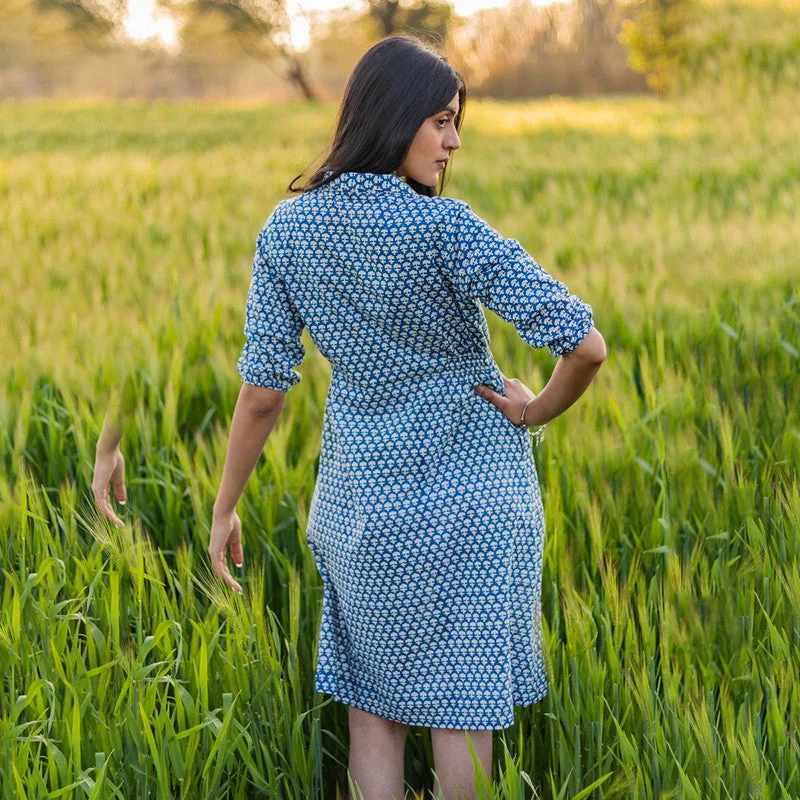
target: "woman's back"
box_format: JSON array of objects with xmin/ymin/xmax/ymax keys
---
[
  {"xmin": 239, "ymin": 169, "xmax": 593, "ymax": 399},
  {"xmin": 234, "ymin": 168, "xmax": 596, "ymax": 730}
]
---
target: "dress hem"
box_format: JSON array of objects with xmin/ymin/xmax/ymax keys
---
[{"xmin": 313, "ymin": 680, "xmax": 548, "ymax": 730}]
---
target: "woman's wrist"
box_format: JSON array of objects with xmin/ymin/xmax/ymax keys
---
[
  {"xmin": 96, "ymin": 420, "xmax": 123, "ymax": 455},
  {"xmin": 213, "ymin": 502, "xmax": 237, "ymax": 519},
  {"xmin": 520, "ymin": 396, "xmax": 548, "ymax": 429}
]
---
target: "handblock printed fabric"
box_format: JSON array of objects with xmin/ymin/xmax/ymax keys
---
[{"xmin": 237, "ymin": 170, "xmax": 594, "ymax": 729}]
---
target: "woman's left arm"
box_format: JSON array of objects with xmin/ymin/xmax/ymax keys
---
[
  {"xmin": 212, "ymin": 214, "xmax": 307, "ymax": 594},
  {"xmin": 209, "ymin": 383, "xmax": 287, "ymax": 594}
]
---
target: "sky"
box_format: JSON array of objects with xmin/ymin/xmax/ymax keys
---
[{"xmin": 123, "ymin": 0, "xmax": 513, "ymax": 51}]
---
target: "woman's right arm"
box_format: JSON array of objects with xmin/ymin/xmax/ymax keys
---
[
  {"xmin": 443, "ymin": 199, "xmax": 606, "ymax": 428},
  {"xmin": 475, "ymin": 327, "xmax": 606, "ymax": 427},
  {"xmin": 519, "ymin": 326, "xmax": 606, "ymax": 427}
]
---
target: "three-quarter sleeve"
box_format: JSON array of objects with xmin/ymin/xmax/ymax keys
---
[
  {"xmin": 440, "ymin": 199, "xmax": 594, "ymax": 357},
  {"xmin": 237, "ymin": 221, "xmax": 306, "ymax": 392}
]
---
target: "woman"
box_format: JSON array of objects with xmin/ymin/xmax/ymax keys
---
[{"xmin": 94, "ymin": 33, "xmax": 605, "ymax": 800}]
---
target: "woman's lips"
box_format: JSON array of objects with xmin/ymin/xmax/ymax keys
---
[{"xmin": 436, "ymin": 160, "xmax": 447, "ymax": 169}]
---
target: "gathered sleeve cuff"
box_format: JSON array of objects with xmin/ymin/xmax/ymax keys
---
[{"xmin": 236, "ymin": 220, "xmax": 306, "ymax": 391}]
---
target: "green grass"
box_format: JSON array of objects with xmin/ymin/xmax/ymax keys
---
[{"xmin": 0, "ymin": 93, "xmax": 798, "ymax": 797}]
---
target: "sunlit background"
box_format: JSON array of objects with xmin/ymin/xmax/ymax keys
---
[
  {"xmin": 1, "ymin": 0, "xmax": 799, "ymax": 796},
  {"xmin": 123, "ymin": 0, "xmax": 522, "ymax": 52},
  {"xmin": 124, "ymin": 0, "xmax": 181, "ymax": 49},
  {"xmin": 4, "ymin": 0, "xmax": 796, "ymax": 101}
]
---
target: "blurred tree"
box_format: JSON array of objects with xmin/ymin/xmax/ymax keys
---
[
  {"xmin": 302, "ymin": 5, "xmax": 375, "ymax": 98},
  {"xmin": 575, "ymin": 0, "xmax": 647, "ymax": 94},
  {"xmin": 444, "ymin": 0, "xmax": 646, "ymax": 97},
  {"xmin": 0, "ymin": 0, "xmax": 125, "ymax": 95},
  {"xmin": 158, "ymin": 0, "xmax": 317, "ymax": 99},
  {"xmin": 617, "ymin": 0, "xmax": 692, "ymax": 94},
  {"xmin": 365, "ymin": 0, "xmax": 453, "ymax": 41},
  {"xmin": 37, "ymin": 0, "xmax": 127, "ymax": 51}
]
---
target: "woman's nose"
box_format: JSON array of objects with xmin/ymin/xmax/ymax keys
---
[{"xmin": 447, "ymin": 130, "xmax": 461, "ymax": 150}]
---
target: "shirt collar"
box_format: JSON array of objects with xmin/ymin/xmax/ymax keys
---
[{"xmin": 322, "ymin": 169, "xmax": 412, "ymax": 195}]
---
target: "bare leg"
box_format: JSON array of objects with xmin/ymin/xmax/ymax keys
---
[
  {"xmin": 430, "ymin": 728, "xmax": 493, "ymax": 800},
  {"xmin": 348, "ymin": 705, "xmax": 410, "ymax": 800}
]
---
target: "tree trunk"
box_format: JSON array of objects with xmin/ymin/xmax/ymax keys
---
[
  {"xmin": 25, "ymin": 63, "xmax": 40, "ymax": 98},
  {"xmin": 286, "ymin": 56, "xmax": 316, "ymax": 100},
  {"xmin": 372, "ymin": 0, "xmax": 400, "ymax": 36}
]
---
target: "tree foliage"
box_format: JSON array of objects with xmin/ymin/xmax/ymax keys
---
[
  {"xmin": 365, "ymin": 0, "xmax": 454, "ymax": 42},
  {"xmin": 0, "ymin": 0, "xmax": 125, "ymax": 55},
  {"xmin": 444, "ymin": 0, "xmax": 647, "ymax": 97},
  {"xmin": 158, "ymin": 0, "xmax": 317, "ymax": 98},
  {"xmin": 38, "ymin": 0, "xmax": 127, "ymax": 49},
  {"xmin": 0, "ymin": 0, "xmax": 125, "ymax": 95},
  {"xmin": 617, "ymin": 0, "xmax": 693, "ymax": 94}
]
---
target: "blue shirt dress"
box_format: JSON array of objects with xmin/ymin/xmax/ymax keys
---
[{"xmin": 237, "ymin": 170, "xmax": 594, "ymax": 730}]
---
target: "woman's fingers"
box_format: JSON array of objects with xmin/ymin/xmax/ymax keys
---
[
  {"xmin": 208, "ymin": 513, "xmax": 244, "ymax": 594},
  {"xmin": 228, "ymin": 525, "xmax": 244, "ymax": 569},
  {"xmin": 210, "ymin": 551, "xmax": 243, "ymax": 595},
  {"xmin": 111, "ymin": 453, "xmax": 127, "ymax": 504},
  {"xmin": 105, "ymin": 503, "xmax": 124, "ymax": 528},
  {"xmin": 474, "ymin": 382, "xmax": 509, "ymax": 413},
  {"xmin": 94, "ymin": 487, "xmax": 124, "ymax": 528},
  {"xmin": 475, "ymin": 376, "xmax": 535, "ymax": 427},
  {"xmin": 92, "ymin": 451, "xmax": 125, "ymax": 528},
  {"xmin": 473, "ymin": 383, "xmax": 500, "ymax": 406}
]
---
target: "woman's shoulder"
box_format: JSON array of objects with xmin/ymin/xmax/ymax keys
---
[
  {"xmin": 430, "ymin": 194, "xmax": 482, "ymax": 222},
  {"xmin": 260, "ymin": 190, "xmax": 477, "ymax": 242},
  {"xmin": 426, "ymin": 195, "xmax": 485, "ymax": 240},
  {"xmin": 259, "ymin": 195, "xmax": 308, "ymax": 238}
]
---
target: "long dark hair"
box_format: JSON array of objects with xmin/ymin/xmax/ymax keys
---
[{"xmin": 288, "ymin": 34, "xmax": 466, "ymax": 198}]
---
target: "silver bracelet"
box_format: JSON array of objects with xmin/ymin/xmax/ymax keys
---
[
  {"xmin": 520, "ymin": 398, "xmax": 546, "ymax": 446},
  {"xmin": 519, "ymin": 398, "xmax": 535, "ymax": 426}
]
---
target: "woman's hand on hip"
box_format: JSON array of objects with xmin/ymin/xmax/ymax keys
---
[
  {"xmin": 474, "ymin": 373, "xmax": 546, "ymax": 428},
  {"xmin": 208, "ymin": 510, "xmax": 244, "ymax": 595}
]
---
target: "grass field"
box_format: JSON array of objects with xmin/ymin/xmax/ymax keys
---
[{"xmin": 1, "ymin": 93, "xmax": 798, "ymax": 798}]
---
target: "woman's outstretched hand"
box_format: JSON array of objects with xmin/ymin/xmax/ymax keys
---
[
  {"xmin": 208, "ymin": 509, "xmax": 244, "ymax": 595},
  {"xmin": 474, "ymin": 373, "xmax": 546, "ymax": 428},
  {"xmin": 92, "ymin": 443, "xmax": 127, "ymax": 528}
]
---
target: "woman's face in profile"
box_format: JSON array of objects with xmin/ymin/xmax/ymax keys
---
[{"xmin": 396, "ymin": 91, "xmax": 461, "ymax": 187}]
